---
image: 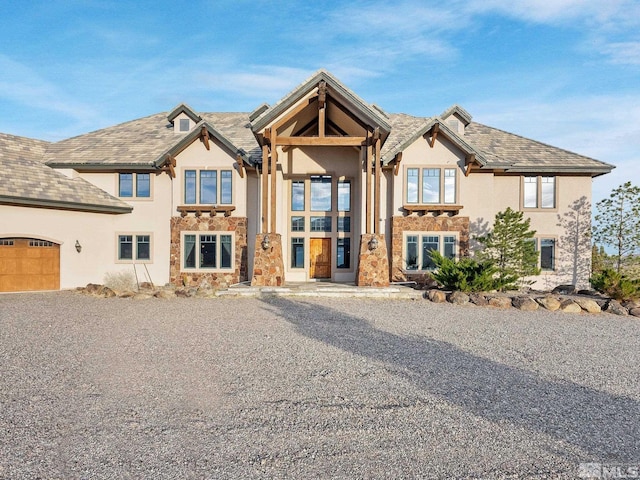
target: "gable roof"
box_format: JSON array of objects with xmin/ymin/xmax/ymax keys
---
[
  {"xmin": 167, "ymin": 103, "xmax": 201, "ymax": 123},
  {"xmin": 45, "ymin": 112, "xmax": 259, "ymax": 169},
  {"xmin": 0, "ymin": 133, "xmax": 132, "ymax": 214},
  {"xmin": 381, "ymin": 114, "xmax": 487, "ymax": 166},
  {"xmin": 250, "ymin": 69, "xmax": 392, "ymax": 137},
  {"xmin": 440, "ymin": 104, "xmax": 472, "ymax": 125}
]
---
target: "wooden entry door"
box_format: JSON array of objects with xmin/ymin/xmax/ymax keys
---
[{"xmin": 310, "ymin": 238, "xmax": 331, "ymax": 279}]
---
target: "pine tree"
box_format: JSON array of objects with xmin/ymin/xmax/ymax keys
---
[
  {"xmin": 476, "ymin": 207, "xmax": 539, "ymax": 290},
  {"xmin": 592, "ymin": 182, "xmax": 640, "ymax": 274}
]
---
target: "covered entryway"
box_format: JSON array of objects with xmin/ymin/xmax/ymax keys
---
[
  {"xmin": 0, "ymin": 238, "xmax": 60, "ymax": 292},
  {"xmin": 310, "ymin": 238, "xmax": 331, "ymax": 278}
]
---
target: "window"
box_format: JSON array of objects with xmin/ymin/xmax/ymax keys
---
[
  {"xmin": 291, "ymin": 181, "xmax": 305, "ymax": 211},
  {"xmin": 338, "ymin": 180, "xmax": 351, "ymax": 211},
  {"xmin": 184, "ymin": 169, "xmax": 232, "ymax": 205},
  {"xmin": 291, "ymin": 238, "xmax": 304, "ymax": 268},
  {"xmin": 179, "ymin": 119, "xmax": 190, "ymax": 131},
  {"xmin": 311, "ymin": 175, "xmax": 332, "ymax": 211},
  {"xmin": 29, "ymin": 240, "xmax": 54, "ymax": 247},
  {"xmin": 523, "ymin": 176, "xmax": 555, "ymax": 209},
  {"xmin": 337, "ymin": 238, "xmax": 351, "ymax": 269},
  {"xmin": 540, "ymin": 238, "xmax": 555, "ymax": 271},
  {"xmin": 291, "ymin": 216, "xmax": 305, "ymax": 232},
  {"xmin": 119, "ymin": 173, "xmax": 151, "ymax": 198},
  {"xmin": 310, "ymin": 216, "xmax": 332, "ymax": 232},
  {"xmin": 406, "ymin": 167, "xmax": 456, "ymax": 204},
  {"xmin": 118, "ymin": 234, "xmax": 152, "ymax": 261},
  {"xmin": 182, "ymin": 232, "xmax": 233, "ymax": 270},
  {"xmin": 0, "ymin": 239, "xmax": 14, "ymax": 246},
  {"xmin": 404, "ymin": 233, "xmax": 457, "ymax": 271},
  {"xmin": 337, "ymin": 216, "xmax": 351, "ymax": 232}
]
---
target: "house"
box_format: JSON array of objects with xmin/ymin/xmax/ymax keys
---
[{"xmin": 0, "ymin": 70, "xmax": 614, "ymax": 293}]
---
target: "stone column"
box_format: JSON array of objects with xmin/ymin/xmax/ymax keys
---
[
  {"xmin": 251, "ymin": 233, "xmax": 285, "ymax": 286},
  {"xmin": 356, "ymin": 233, "xmax": 390, "ymax": 287}
]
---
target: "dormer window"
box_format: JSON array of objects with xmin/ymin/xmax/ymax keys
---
[{"xmin": 179, "ymin": 119, "xmax": 190, "ymax": 132}]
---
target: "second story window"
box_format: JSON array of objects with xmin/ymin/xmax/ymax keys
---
[
  {"xmin": 523, "ymin": 176, "xmax": 556, "ymax": 209},
  {"xmin": 406, "ymin": 167, "xmax": 456, "ymax": 204},
  {"xmin": 119, "ymin": 173, "xmax": 150, "ymax": 198},
  {"xmin": 184, "ymin": 169, "xmax": 232, "ymax": 205}
]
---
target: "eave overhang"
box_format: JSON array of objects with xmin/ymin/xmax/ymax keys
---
[{"xmin": 0, "ymin": 195, "xmax": 133, "ymax": 214}]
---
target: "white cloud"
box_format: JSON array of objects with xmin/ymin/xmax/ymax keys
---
[{"xmin": 0, "ymin": 54, "xmax": 97, "ymax": 121}]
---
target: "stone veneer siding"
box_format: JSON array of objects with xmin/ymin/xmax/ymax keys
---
[
  {"xmin": 251, "ymin": 233, "xmax": 285, "ymax": 286},
  {"xmin": 356, "ymin": 234, "xmax": 390, "ymax": 287},
  {"xmin": 391, "ymin": 215, "xmax": 470, "ymax": 282},
  {"xmin": 170, "ymin": 216, "xmax": 247, "ymax": 288}
]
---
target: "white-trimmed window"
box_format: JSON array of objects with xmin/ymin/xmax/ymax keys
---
[
  {"xmin": 118, "ymin": 234, "xmax": 151, "ymax": 262},
  {"xmin": 523, "ymin": 176, "xmax": 556, "ymax": 209},
  {"xmin": 119, "ymin": 173, "xmax": 151, "ymax": 198},
  {"xmin": 406, "ymin": 167, "xmax": 457, "ymax": 204},
  {"xmin": 182, "ymin": 232, "xmax": 234, "ymax": 271},
  {"xmin": 404, "ymin": 233, "xmax": 457, "ymax": 271},
  {"xmin": 184, "ymin": 169, "xmax": 233, "ymax": 205}
]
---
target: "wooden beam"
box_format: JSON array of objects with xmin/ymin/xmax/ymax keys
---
[
  {"xmin": 236, "ymin": 155, "xmax": 245, "ymax": 178},
  {"xmin": 261, "ymin": 145, "xmax": 269, "ymax": 234},
  {"xmin": 201, "ymin": 126, "xmax": 210, "ymax": 150},
  {"xmin": 263, "ymin": 127, "xmax": 271, "ymax": 145},
  {"xmin": 276, "ymin": 136, "xmax": 366, "ymax": 146},
  {"xmin": 394, "ymin": 152, "xmax": 403, "ymax": 176},
  {"xmin": 374, "ymin": 137, "xmax": 381, "ymax": 235},
  {"xmin": 366, "ymin": 137, "xmax": 372, "ymax": 235},
  {"xmin": 428, "ymin": 123, "xmax": 440, "ymax": 148},
  {"xmin": 271, "ymin": 96, "xmax": 317, "ymax": 133},
  {"xmin": 465, "ymin": 153, "xmax": 476, "ymax": 177},
  {"xmin": 270, "ymin": 145, "xmax": 277, "ymax": 233},
  {"xmin": 317, "ymin": 80, "xmax": 327, "ymax": 108},
  {"xmin": 319, "ymin": 105, "xmax": 326, "ymax": 138}
]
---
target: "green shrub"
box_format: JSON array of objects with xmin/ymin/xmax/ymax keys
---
[
  {"xmin": 590, "ymin": 268, "xmax": 640, "ymax": 300},
  {"xmin": 429, "ymin": 251, "xmax": 513, "ymax": 292}
]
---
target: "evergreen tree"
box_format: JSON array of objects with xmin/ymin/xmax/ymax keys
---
[
  {"xmin": 592, "ymin": 182, "xmax": 640, "ymax": 274},
  {"xmin": 476, "ymin": 207, "xmax": 539, "ymax": 290}
]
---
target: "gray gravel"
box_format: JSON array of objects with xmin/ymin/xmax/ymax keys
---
[{"xmin": 1, "ymin": 291, "xmax": 638, "ymax": 479}]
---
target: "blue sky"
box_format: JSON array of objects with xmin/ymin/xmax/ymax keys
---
[{"xmin": 1, "ymin": 0, "xmax": 638, "ymax": 205}]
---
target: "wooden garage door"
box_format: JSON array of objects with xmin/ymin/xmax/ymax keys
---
[{"xmin": 0, "ymin": 238, "xmax": 60, "ymax": 292}]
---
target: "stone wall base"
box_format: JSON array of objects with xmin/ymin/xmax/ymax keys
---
[
  {"xmin": 356, "ymin": 234, "xmax": 390, "ymax": 287},
  {"xmin": 391, "ymin": 215, "xmax": 469, "ymax": 283},
  {"xmin": 251, "ymin": 233, "xmax": 285, "ymax": 286},
  {"xmin": 169, "ymin": 216, "xmax": 247, "ymax": 289}
]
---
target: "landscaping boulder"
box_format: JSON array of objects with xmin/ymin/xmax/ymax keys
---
[
  {"xmin": 536, "ymin": 296, "xmax": 561, "ymax": 311},
  {"xmin": 155, "ymin": 289, "xmax": 176, "ymax": 299},
  {"xmin": 132, "ymin": 293, "xmax": 154, "ymax": 300},
  {"xmin": 573, "ymin": 297, "xmax": 602, "ymax": 314},
  {"xmin": 512, "ymin": 296, "xmax": 539, "ymax": 311},
  {"xmin": 605, "ymin": 300, "xmax": 628, "ymax": 316},
  {"xmin": 488, "ymin": 296, "xmax": 512, "ymax": 308},
  {"xmin": 552, "ymin": 284, "xmax": 577, "ymax": 295},
  {"xmin": 559, "ymin": 299, "xmax": 582, "ymax": 313},
  {"xmin": 469, "ymin": 293, "xmax": 488, "ymax": 306},
  {"xmin": 427, "ymin": 289, "xmax": 447, "ymax": 303},
  {"xmin": 118, "ymin": 291, "xmax": 136, "ymax": 298},
  {"xmin": 448, "ymin": 291, "xmax": 470, "ymax": 306},
  {"xmin": 629, "ymin": 307, "xmax": 640, "ymax": 318}
]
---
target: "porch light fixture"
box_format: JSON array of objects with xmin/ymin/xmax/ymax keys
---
[
  {"xmin": 368, "ymin": 237, "xmax": 379, "ymax": 251},
  {"xmin": 261, "ymin": 235, "xmax": 271, "ymax": 250},
  {"xmin": 75, "ymin": 240, "xmax": 82, "ymax": 253}
]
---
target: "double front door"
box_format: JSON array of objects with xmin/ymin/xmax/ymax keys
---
[{"xmin": 309, "ymin": 238, "xmax": 331, "ymax": 279}]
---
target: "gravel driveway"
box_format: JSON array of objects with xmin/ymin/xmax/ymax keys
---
[{"xmin": 1, "ymin": 291, "xmax": 638, "ymax": 479}]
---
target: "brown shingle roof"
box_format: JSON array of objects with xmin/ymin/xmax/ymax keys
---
[
  {"xmin": 0, "ymin": 133, "xmax": 132, "ymax": 213},
  {"xmin": 465, "ymin": 122, "xmax": 614, "ymax": 174}
]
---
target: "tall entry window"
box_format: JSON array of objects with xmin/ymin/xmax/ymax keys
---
[
  {"xmin": 289, "ymin": 175, "xmax": 354, "ymax": 276},
  {"xmin": 310, "ymin": 175, "xmax": 332, "ymax": 211}
]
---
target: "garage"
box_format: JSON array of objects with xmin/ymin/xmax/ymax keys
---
[{"xmin": 0, "ymin": 238, "xmax": 60, "ymax": 292}]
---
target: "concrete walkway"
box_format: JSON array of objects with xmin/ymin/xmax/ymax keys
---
[{"xmin": 217, "ymin": 281, "xmax": 425, "ymax": 299}]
